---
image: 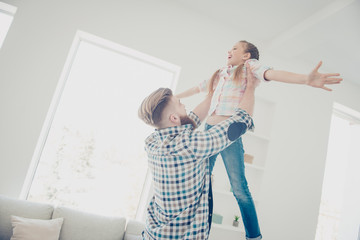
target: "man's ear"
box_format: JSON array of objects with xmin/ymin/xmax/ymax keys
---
[
  {"xmin": 242, "ymin": 52, "xmax": 251, "ymax": 60},
  {"xmin": 169, "ymin": 113, "xmax": 180, "ymax": 125}
]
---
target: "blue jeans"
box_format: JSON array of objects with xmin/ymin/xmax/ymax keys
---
[{"xmin": 205, "ymin": 124, "xmax": 262, "ymax": 240}]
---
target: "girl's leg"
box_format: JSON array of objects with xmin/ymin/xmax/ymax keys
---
[{"xmin": 220, "ymin": 138, "xmax": 262, "ymax": 240}]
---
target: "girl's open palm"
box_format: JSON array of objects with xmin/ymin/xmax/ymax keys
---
[{"xmin": 306, "ymin": 61, "xmax": 343, "ymax": 91}]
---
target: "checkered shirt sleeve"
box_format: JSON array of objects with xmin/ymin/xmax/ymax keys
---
[
  {"xmin": 188, "ymin": 111, "xmax": 202, "ymax": 128},
  {"xmin": 187, "ymin": 108, "xmax": 254, "ymax": 159}
]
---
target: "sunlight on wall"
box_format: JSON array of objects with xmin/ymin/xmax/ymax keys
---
[{"xmin": 315, "ymin": 104, "xmax": 360, "ymax": 240}]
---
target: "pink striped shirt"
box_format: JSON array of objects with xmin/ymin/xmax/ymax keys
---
[{"xmin": 198, "ymin": 59, "xmax": 272, "ymax": 116}]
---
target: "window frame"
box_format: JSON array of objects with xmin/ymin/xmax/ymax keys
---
[
  {"xmin": 0, "ymin": 1, "xmax": 17, "ymax": 49},
  {"xmin": 0, "ymin": 2, "xmax": 17, "ymax": 16},
  {"xmin": 20, "ymin": 30, "xmax": 181, "ymax": 220}
]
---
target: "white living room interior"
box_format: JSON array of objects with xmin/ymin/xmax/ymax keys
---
[{"xmin": 0, "ymin": 0, "xmax": 359, "ymax": 239}]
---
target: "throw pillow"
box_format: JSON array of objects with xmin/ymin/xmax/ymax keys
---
[{"xmin": 10, "ymin": 215, "xmax": 63, "ymax": 240}]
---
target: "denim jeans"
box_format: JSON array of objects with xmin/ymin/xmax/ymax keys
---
[{"xmin": 205, "ymin": 123, "xmax": 262, "ymax": 240}]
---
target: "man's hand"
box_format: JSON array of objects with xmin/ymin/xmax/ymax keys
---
[
  {"xmin": 306, "ymin": 61, "xmax": 343, "ymax": 91},
  {"xmin": 246, "ymin": 62, "xmax": 260, "ymax": 89},
  {"xmin": 237, "ymin": 63, "xmax": 258, "ymax": 116}
]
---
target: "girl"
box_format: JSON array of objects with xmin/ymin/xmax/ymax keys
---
[{"xmin": 175, "ymin": 40, "xmax": 342, "ymax": 240}]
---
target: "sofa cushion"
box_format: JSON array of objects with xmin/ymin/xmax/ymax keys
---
[
  {"xmin": 10, "ymin": 215, "xmax": 63, "ymax": 240},
  {"xmin": 124, "ymin": 220, "xmax": 145, "ymax": 240},
  {"xmin": 52, "ymin": 206, "xmax": 126, "ymax": 240},
  {"xmin": 0, "ymin": 195, "xmax": 54, "ymax": 240}
]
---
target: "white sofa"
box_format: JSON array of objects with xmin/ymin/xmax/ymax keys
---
[{"xmin": 0, "ymin": 194, "xmax": 145, "ymax": 240}]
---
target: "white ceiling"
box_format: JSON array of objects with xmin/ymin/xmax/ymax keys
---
[{"xmin": 174, "ymin": 0, "xmax": 360, "ymax": 85}]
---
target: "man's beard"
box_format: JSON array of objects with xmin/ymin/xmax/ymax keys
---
[{"xmin": 180, "ymin": 115, "xmax": 197, "ymax": 129}]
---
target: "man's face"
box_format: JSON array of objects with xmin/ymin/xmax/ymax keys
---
[
  {"xmin": 168, "ymin": 96, "xmax": 196, "ymax": 128},
  {"xmin": 170, "ymin": 96, "xmax": 187, "ymax": 117}
]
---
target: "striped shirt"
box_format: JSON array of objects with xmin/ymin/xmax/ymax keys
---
[
  {"xmin": 198, "ymin": 59, "xmax": 272, "ymax": 116},
  {"xmin": 142, "ymin": 109, "xmax": 254, "ymax": 240}
]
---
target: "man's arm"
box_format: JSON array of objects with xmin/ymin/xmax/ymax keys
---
[
  {"xmin": 191, "ymin": 62, "xmax": 257, "ymax": 122},
  {"xmin": 264, "ymin": 61, "xmax": 342, "ymax": 91},
  {"xmin": 187, "ymin": 64, "xmax": 257, "ymax": 159},
  {"xmin": 188, "ymin": 109, "xmax": 253, "ymax": 159},
  {"xmin": 238, "ymin": 63, "xmax": 257, "ymax": 116},
  {"xmin": 191, "ymin": 93, "xmax": 212, "ymax": 122}
]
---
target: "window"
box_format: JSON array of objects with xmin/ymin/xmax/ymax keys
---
[
  {"xmin": 21, "ymin": 31, "xmax": 180, "ymax": 219},
  {"xmin": 315, "ymin": 103, "xmax": 360, "ymax": 240},
  {"xmin": 0, "ymin": 2, "xmax": 16, "ymax": 49}
]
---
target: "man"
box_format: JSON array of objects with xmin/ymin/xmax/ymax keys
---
[{"xmin": 138, "ymin": 65, "xmax": 257, "ymax": 240}]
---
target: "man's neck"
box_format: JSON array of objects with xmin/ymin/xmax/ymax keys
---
[{"xmin": 157, "ymin": 122, "xmax": 179, "ymax": 130}]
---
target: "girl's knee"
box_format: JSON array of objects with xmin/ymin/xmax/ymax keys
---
[
  {"xmin": 233, "ymin": 190, "xmax": 253, "ymax": 202},
  {"xmin": 231, "ymin": 183, "xmax": 252, "ymax": 199}
]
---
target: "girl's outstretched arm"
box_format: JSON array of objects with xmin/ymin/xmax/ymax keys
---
[
  {"xmin": 264, "ymin": 61, "xmax": 342, "ymax": 91},
  {"xmin": 175, "ymin": 86, "xmax": 201, "ymax": 99}
]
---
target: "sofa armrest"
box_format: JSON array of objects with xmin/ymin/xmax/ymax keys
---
[
  {"xmin": 124, "ymin": 219, "xmax": 145, "ymax": 240},
  {"xmin": 0, "ymin": 194, "xmax": 54, "ymax": 240}
]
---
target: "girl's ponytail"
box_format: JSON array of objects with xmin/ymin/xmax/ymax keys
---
[
  {"xmin": 207, "ymin": 69, "xmax": 220, "ymax": 95},
  {"xmin": 233, "ymin": 63, "xmax": 245, "ymax": 83}
]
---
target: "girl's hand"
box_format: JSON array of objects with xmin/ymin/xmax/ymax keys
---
[{"xmin": 306, "ymin": 61, "xmax": 343, "ymax": 91}]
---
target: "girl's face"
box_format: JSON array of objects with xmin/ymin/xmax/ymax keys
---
[{"xmin": 227, "ymin": 42, "xmax": 250, "ymax": 66}]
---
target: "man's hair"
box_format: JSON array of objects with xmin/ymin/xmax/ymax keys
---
[{"xmin": 138, "ymin": 88, "xmax": 173, "ymax": 127}]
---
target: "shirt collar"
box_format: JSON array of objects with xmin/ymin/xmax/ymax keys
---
[
  {"xmin": 155, "ymin": 124, "xmax": 194, "ymax": 142},
  {"xmin": 221, "ymin": 65, "xmax": 238, "ymax": 76}
]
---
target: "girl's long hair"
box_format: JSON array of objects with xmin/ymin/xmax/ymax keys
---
[{"xmin": 207, "ymin": 40, "xmax": 259, "ymax": 95}]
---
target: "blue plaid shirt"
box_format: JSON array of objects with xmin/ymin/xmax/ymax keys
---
[{"xmin": 142, "ymin": 108, "xmax": 254, "ymax": 240}]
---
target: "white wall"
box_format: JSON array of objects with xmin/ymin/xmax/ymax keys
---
[{"xmin": 0, "ymin": 1, "xmax": 359, "ymax": 240}]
